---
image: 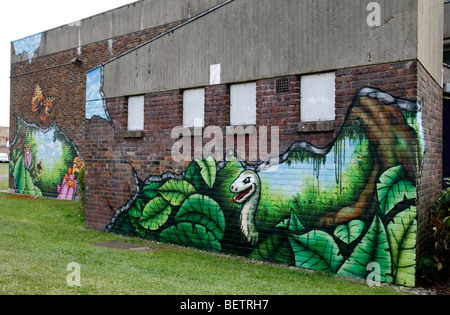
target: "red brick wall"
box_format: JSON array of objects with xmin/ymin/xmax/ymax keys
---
[
  {"xmin": 84, "ymin": 91, "xmax": 190, "ymax": 230},
  {"xmin": 85, "ymin": 60, "xmax": 438, "ymax": 226},
  {"xmin": 10, "ymin": 20, "xmax": 443, "ymax": 285},
  {"xmin": 83, "ymin": 60, "xmax": 443, "ymax": 287},
  {"xmin": 9, "ymin": 20, "xmax": 184, "ymax": 193},
  {"xmin": 253, "ymin": 61, "xmax": 420, "ymax": 154},
  {"xmin": 416, "ymin": 62, "xmax": 443, "ymax": 261}
]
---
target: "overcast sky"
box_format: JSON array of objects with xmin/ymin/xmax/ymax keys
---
[{"xmin": 1, "ymin": 0, "xmax": 137, "ymax": 128}]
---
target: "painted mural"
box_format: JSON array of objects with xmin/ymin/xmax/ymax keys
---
[
  {"xmin": 12, "ymin": 33, "xmax": 43, "ymax": 65},
  {"xmin": 86, "ymin": 66, "xmax": 112, "ymax": 124},
  {"xmin": 31, "ymin": 84, "xmax": 56, "ymax": 124},
  {"xmin": 9, "ymin": 116, "xmax": 84, "ymax": 200},
  {"xmin": 108, "ymin": 87, "xmax": 424, "ymax": 287}
]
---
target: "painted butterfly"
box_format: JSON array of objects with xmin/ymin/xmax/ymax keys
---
[{"xmin": 31, "ymin": 84, "xmax": 56, "ymax": 123}]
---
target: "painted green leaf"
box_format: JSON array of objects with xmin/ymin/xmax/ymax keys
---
[
  {"xmin": 11, "ymin": 149, "xmax": 20, "ymax": 165},
  {"xmin": 195, "ymin": 155, "xmax": 217, "ymax": 189},
  {"xmin": 288, "ymin": 210, "xmax": 306, "ymax": 234},
  {"xmin": 25, "ymin": 170, "xmax": 42, "ymax": 196},
  {"xmin": 289, "ymin": 230, "xmax": 344, "ymax": 273},
  {"xmin": 277, "ymin": 210, "xmax": 306, "ymax": 234},
  {"xmin": 13, "ymin": 155, "xmax": 26, "ymax": 194},
  {"xmin": 334, "ymin": 220, "xmax": 364, "ymax": 245},
  {"xmin": 249, "ymin": 233, "xmax": 294, "ymax": 265},
  {"xmin": 129, "ymin": 198, "xmax": 145, "ymax": 218},
  {"xmin": 184, "ymin": 160, "xmax": 203, "ymax": 191},
  {"xmin": 12, "ymin": 155, "xmax": 42, "ymax": 196},
  {"xmin": 141, "ymin": 182, "xmax": 161, "ymax": 200},
  {"xmin": 337, "ymin": 215, "xmax": 393, "ymax": 284},
  {"xmin": 275, "ymin": 219, "xmax": 289, "ymax": 230},
  {"xmin": 387, "ymin": 206, "xmax": 417, "ymax": 287},
  {"xmin": 175, "ymin": 194, "xmax": 225, "ymax": 241},
  {"xmin": 159, "ymin": 222, "xmax": 222, "ymax": 252},
  {"xmin": 33, "ymin": 186, "xmax": 43, "ymax": 197},
  {"xmin": 25, "ymin": 170, "xmax": 34, "ymax": 193},
  {"xmin": 158, "ymin": 179, "xmax": 196, "ymax": 206},
  {"xmin": 377, "ymin": 166, "xmax": 416, "ymax": 216},
  {"xmin": 139, "ymin": 197, "xmax": 172, "ymax": 231},
  {"xmin": 129, "ymin": 216, "xmax": 153, "ymax": 239}
]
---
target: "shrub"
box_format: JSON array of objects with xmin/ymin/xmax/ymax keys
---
[
  {"xmin": 418, "ymin": 178, "xmax": 450, "ymax": 284},
  {"xmin": 77, "ymin": 166, "xmax": 85, "ymax": 204}
]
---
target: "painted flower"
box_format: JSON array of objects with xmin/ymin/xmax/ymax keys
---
[
  {"xmin": 72, "ymin": 156, "xmax": 85, "ymax": 174},
  {"xmin": 66, "ymin": 168, "xmax": 75, "ymax": 188},
  {"xmin": 24, "ymin": 144, "xmax": 32, "ymax": 169}
]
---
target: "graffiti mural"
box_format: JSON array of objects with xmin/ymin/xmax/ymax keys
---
[
  {"xmin": 9, "ymin": 116, "xmax": 84, "ymax": 200},
  {"xmin": 31, "ymin": 84, "xmax": 56, "ymax": 124},
  {"xmin": 86, "ymin": 66, "xmax": 112, "ymax": 124},
  {"xmin": 108, "ymin": 87, "xmax": 424, "ymax": 287},
  {"xmin": 12, "ymin": 33, "xmax": 43, "ymax": 65}
]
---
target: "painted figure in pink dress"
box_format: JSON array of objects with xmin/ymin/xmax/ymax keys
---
[
  {"xmin": 57, "ymin": 167, "xmax": 76, "ymax": 200},
  {"xmin": 24, "ymin": 144, "xmax": 32, "ymax": 169}
]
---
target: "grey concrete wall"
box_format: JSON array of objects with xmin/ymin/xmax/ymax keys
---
[
  {"xmin": 103, "ymin": 0, "xmax": 435, "ymax": 98},
  {"xmin": 11, "ymin": 0, "xmax": 227, "ymax": 63},
  {"xmin": 417, "ymin": 0, "xmax": 443, "ymax": 86}
]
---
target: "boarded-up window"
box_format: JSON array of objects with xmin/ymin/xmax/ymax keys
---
[
  {"xmin": 301, "ymin": 72, "xmax": 336, "ymax": 122},
  {"xmin": 183, "ymin": 88, "xmax": 205, "ymax": 128},
  {"xmin": 128, "ymin": 95, "xmax": 145, "ymax": 131},
  {"xmin": 230, "ymin": 82, "xmax": 257, "ymax": 125}
]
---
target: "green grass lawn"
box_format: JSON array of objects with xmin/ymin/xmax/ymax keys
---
[
  {"xmin": 0, "ymin": 163, "xmax": 8, "ymax": 191},
  {"xmin": 0, "ymin": 192, "xmax": 409, "ymax": 295}
]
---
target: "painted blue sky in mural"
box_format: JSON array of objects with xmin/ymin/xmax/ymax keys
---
[
  {"xmin": 86, "ymin": 67, "xmax": 110, "ymax": 122},
  {"xmin": 34, "ymin": 127, "xmax": 63, "ymax": 163},
  {"xmin": 12, "ymin": 33, "xmax": 43, "ymax": 65},
  {"xmin": 258, "ymin": 137, "xmax": 363, "ymax": 201}
]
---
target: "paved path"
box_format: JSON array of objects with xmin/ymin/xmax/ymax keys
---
[{"xmin": 0, "ymin": 174, "xmax": 8, "ymax": 181}]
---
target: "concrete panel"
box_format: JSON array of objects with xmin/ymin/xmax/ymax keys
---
[
  {"xmin": 418, "ymin": 0, "xmax": 444, "ymax": 85},
  {"xmin": 103, "ymin": 0, "xmax": 423, "ymax": 98},
  {"xmin": 80, "ymin": 10, "xmax": 115, "ymax": 46},
  {"xmin": 11, "ymin": 0, "xmax": 227, "ymax": 64},
  {"xmin": 111, "ymin": 1, "xmax": 144, "ymax": 38},
  {"xmin": 141, "ymin": 0, "xmax": 225, "ymax": 30},
  {"xmin": 40, "ymin": 24, "xmax": 80, "ymax": 57}
]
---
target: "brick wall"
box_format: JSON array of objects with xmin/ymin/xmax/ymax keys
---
[
  {"xmin": 86, "ymin": 60, "xmax": 441, "ymax": 286},
  {"xmin": 9, "ymin": 20, "xmax": 184, "ymax": 196},
  {"xmin": 86, "ymin": 60, "xmax": 428, "ymax": 222},
  {"xmin": 9, "ymin": 12, "xmax": 443, "ymax": 286},
  {"xmin": 84, "ymin": 91, "xmax": 190, "ymax": 230},
  {"xmin": 416, "ymin": 62, "xmax": 443, "ymax": 262}
]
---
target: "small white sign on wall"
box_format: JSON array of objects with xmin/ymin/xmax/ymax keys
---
[
  {"xmin": 301, "ymin": 72, "xmax": 336, "ymax": 122},
  {"xmin": 210, "ymin": 64, "xmax": 221, "ymax": 85}
]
